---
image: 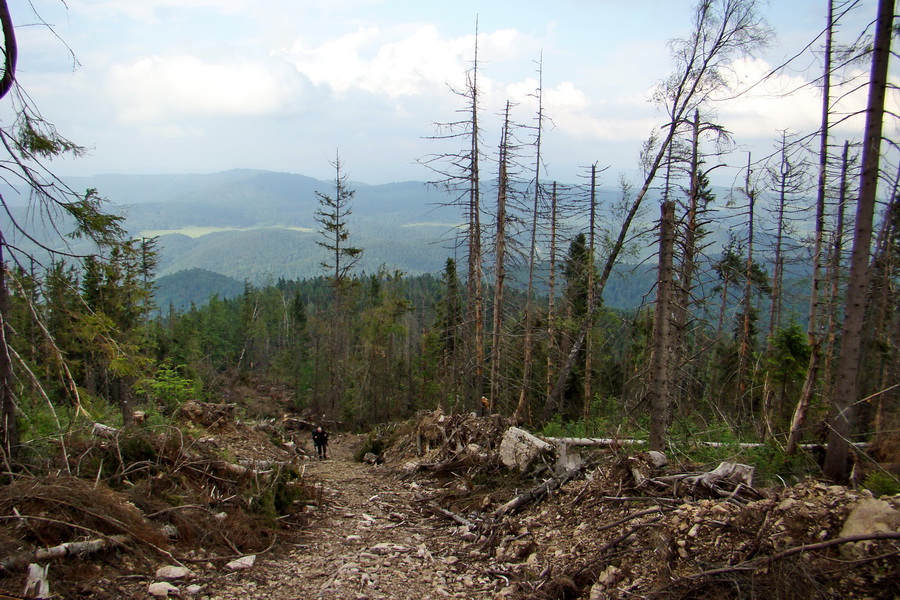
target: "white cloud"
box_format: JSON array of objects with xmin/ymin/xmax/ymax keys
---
[
  {"xmin": 711, "ymin": 57, "xmax": 877, "ymax": 142},
  {"xmin": 107, "ymin": 55, "xmax": 303, "ymax": 125},
  {"xmin": 711, "ymin": 57, "xmax": 823, "ymax": 139},
  {"xmin": 276, "ymin": 24, "xmax": 539, "ymax": 100},
  {"xmin": 277, "ymin": 25, "xmax": 466, "ymax": 97}
]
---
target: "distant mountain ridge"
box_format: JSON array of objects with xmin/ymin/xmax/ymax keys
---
[
  {"xmin": 46, "ymin": 169, "xmax": 792, "ymax": 312},
  {"xmin": 61, "ymin": 169, "xmax": 467, "ymax": 283}
]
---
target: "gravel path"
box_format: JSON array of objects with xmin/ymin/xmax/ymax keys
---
[{"xmin": 202, "ymin": 439, "xmax": 500, "ymax": 600}]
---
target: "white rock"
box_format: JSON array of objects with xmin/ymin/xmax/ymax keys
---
[
  {"xmin": 148, "ymin": 582, "xmax": 179, "ymax": 597},
  {"xmin": 648, "ymin": 450, "xmax": 668, "ymax": 467},
  {"xmin": 184, "ymin": 584, "xmax": 203, "ymax": 595},
  {"xmin": 155, "ymin": 565, "xmax": 193, "ymax": 580},
  {"xmin": 499, "ymin": 427, "xmax": 554, "ymax": 472},
  {"xmin": 225, "ymin": 555, "xmax": 257, "ymax": 571},
  {"xmin": 840, "ymin": 498, "xmax": 900, "ymax": 558}
]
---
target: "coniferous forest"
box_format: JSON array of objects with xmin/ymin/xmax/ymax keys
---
[{"xmin": 0, "ymin": 0, "xmax": 898, "ymax": 492}]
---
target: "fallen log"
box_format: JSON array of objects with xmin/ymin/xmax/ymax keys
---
[
  {"xmin": 425, "ymin": 502, "xmax": 476, "ymax": 530},
  {"xmin": 543, "ymin": 436, "xmax": 865, "ymax": 450},
  {"xmin": 493, "ymin": 468, "xmax": 581, "ymax": 518},
  {"xmin": 649, "ymin": 461, "xmax": 763, "ymax": 502},
  {"xmin": 1, "ymin": 535, "xmax": 129, "ymax": 572},
  {"xmin": 91, "ymin": 423, "xmax": 118, "ymax": 439}
]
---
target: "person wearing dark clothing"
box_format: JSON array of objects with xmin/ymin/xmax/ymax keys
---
[{"xmin": 312, "ymin": 426, "xmax": 329, "ymax": 459}]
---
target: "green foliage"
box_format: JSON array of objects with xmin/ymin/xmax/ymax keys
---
[
  {"xmin": 247, "ymin": 468, "xmax": 310, "ymax": 520},
  {"xmin": 354, "ymin": 432, "xmax": 389, "ymax": 462},
  {"xmin": 766, "ymin": 323, "xmax": 810, "ymax": 382},
  {"xmin": 539, "ymin": 396, "xmax": 641, "ymax": 440},
  {"xmin": 155, "ymin": 268, "xmax": 245, "ymax": 313},
  {"xmin": 117, "ymin": 433, "xmax": 158, "ymax": 465},
  {"xmin": 667, "ymin": 421, "xmax": 820, "ymax": 485},
  {"xmin": 136, "ymin": 361, "xmax": 202, "ymax": 410},
  {"xmin": 861, "ymin": 471, "xmax": 900, "ymax": 497},
  {"xmin": 15, "ymin": 113, "xmax": 85, "ymax": 159}
]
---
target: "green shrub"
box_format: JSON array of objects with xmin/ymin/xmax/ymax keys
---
[
  {"xmin": 861, "ymin": 471, "xmax": 900, "ymax": 497},
  {"xmin": 136, "ymin": 361, "xmax": 202, "ymax": 411},
  {"xmin": 354, "ymin": 430, "xmax": 390, "ymax": 462}
]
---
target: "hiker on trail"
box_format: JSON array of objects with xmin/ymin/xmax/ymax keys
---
[{"xmin": 312, "ymin": 426, "xmax": 329, "ymax": 459}]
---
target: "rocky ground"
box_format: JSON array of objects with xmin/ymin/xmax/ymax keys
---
[
  {"xmin": 1, "ymin": 405, "xmax": 898, "ymax": 600},
  {"xmin": 199, "ymin": 437, "xmax": 499, "ymax": 600}
]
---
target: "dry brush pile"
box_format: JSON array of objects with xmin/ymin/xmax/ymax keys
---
[
  {"xmin": 0, "ymin": 401, "xmax": 317, "ymax": 599},
  {"xmin": 387, "ymin": 410, "xmax": 900, "ymax": 600}
]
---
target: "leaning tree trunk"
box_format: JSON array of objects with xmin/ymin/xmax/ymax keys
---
[
  {"xmin": 0, "ymin": 0, "xmax": 18, "ymax": 465},
  {"xmin": 822, "ymin": 0, "xmax": 892, "ymax": 482},
  {"xmin": 821, "ymin": 141, "xmax": 851, "ymax": 404},
  {"xmin": 786, "ymin": 0, "xmax": 834, "ymax": 455}
]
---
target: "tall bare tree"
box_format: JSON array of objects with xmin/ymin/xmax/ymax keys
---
[
  {"xmin": 514, "ymin": 59, "xmax": 548, "ymax": 424},
  {"xmin": 822, "ymin": 0, "xmax": 893, "ymax": 482},
  {"xmin": 786, "ymin": 0, "xmax": 836, "ymax": 454},
  {"xmin": 489, "ymin": 102, "xmax": 514, "ymax": 411},
  {"xmin": 420, "ymin": 25, "xmax": 485, "ymax": 411},
  {"xmin": 649, "ymin": 201, "xmax": 677, "ymax": 450}
]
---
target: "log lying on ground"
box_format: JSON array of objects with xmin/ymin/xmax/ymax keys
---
[
  {"xmin": 1, "ymin": 535, "xmax": 130, "ymax": 572},
  {"xmin": 493, "ymin": 468, "xmax": 581, "ymax": 518},
  {"xmin": 544, "ymin": 436, "xmax": 865, "ymax": 450},
  {"xmin": 425, "ymin": 502, "xmax": 477, "ymax": 530},
  {"xmin": 91, "ymin": 423, "xmax": 119, "ymax": 438}
]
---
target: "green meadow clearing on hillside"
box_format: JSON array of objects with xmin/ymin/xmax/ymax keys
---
[{"xmin": 141, "ymin": 225, "xmax": 316, "ymax": 238}]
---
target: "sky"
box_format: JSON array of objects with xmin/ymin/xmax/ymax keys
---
[{"xmin": 11, "ymin": 0, "xmax": 894, "ymax": 187}]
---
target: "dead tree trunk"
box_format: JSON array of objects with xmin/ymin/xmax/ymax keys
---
[
  {"xmin": 650, "ymin": 202, "xmax": 677, "ymax": 451},
  {"xmin": 466, "ymin": 35, "xmax": 485, "ymax": 411},
  {"xmin": 548, "ymin": 0, "xmax": 770, "ymax": 407},
  {"xmin": 489, "ymin": 103, "xmax": 512, "ymax": 412},
  {"xmin": 821, "ymin": 141, "xmax": 852, "ymax": 406},
  {"xmin": 823, "ymin": 0, "xmax": 892, "ymax": 482},
  {"xmin": 543, "ymin": 184, "xmax": 559, "ymax": 419},
  {"xmin": 583, "ymin": 165, "xmax": 599, "ymax": 422},
  {"xmin": 786, "ymin": 0, "xmax": 834, "ymax": 454},
  {"xmin": 514, "ymin": 64, "xmax": 546, "ymax": 424},
  {"xmin": 735, "ymin": 154, "xmax": 757, "ymax": 417}
]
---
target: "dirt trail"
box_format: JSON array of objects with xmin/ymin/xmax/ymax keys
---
[{"xmin": 204, "ymin": 436, "xmax": 498, "ymax": 600}]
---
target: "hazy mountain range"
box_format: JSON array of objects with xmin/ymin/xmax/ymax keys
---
[
  {"xmin": 0, "ymin": 168, "xmax": 804, "ymax": 312},
  {"xmin": 61, "ymin": 169, "xmax": 464, "ymax": 282}
]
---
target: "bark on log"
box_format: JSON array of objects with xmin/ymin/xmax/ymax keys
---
[
  {"xmin": 543, "ymin": 436, "xmax": 862, "ymax": 450},
  {"xmin": 425, "ymin": 502, "xmax": 476, "ymax": 530},
  {"xmin": 1, "ymin": 535, "xmax": 129, "ymax": 572},
  {"xmin": 91, "ymin": 423, "xmax": 119, "ymax": 438},
  {"xmin": 493, "ymin": 469, "xmax": 581, "ymax": 518}
]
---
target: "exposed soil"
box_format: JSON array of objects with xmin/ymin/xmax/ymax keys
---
[{"xmin": 201, "ymin": 437, "xmax": 498, "ymax": 600}]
